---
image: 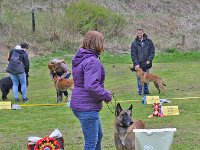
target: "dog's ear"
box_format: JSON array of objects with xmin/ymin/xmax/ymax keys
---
[
  {"xmin": 128, "ymin": 104, "xmax": 133, "ymax": 116},
  {"xmin": 115, "ymin": 103, "xmax": 122, "ymax": 116}
]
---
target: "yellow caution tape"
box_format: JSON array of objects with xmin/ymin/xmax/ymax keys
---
[
  {"xmin": 20, "ymin": 103, "xmax": 66, "ymax": 107},
  {"xmin": 116, "ymin": 96, "xmax": 200, "ymax": 103},
  {"xmin": 170, "ymin": 96, "xmax": 200, "ymax": 100},
  {"xmin": 18, "ymin": 96, "xmax": 200, "ymax": 107}
]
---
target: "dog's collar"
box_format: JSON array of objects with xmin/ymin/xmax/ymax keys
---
[{"xmin": 117, "ymin": 125, "xmax": 129, "ymax": 128}]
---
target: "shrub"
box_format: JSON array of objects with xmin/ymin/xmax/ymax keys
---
[{"xmin": 65, "ymin": 0, "xmax": 125, "ymax": 36}]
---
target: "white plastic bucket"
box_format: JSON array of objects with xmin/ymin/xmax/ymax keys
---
[{"xmin": 133, "ymin": 128, "xmax": 176, "ymax": 150}]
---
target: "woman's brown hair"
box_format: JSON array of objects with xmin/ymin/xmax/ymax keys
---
[{"xmin": 80, "ymin": 31, "xmax": 104, "ymax": 53}]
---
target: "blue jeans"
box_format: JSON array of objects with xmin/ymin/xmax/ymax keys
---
[
  {"xmin": 9, "ymin": 72, "xmax": 27, "ymax": 99},
  {"xmin": 72, "ymin": 110, "xmax": 103, "ymax": 150},
  {"xmin": 136, "ymin": 69, "xmax": 149, "ymax": 94}
]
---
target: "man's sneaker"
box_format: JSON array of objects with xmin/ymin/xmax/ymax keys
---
[
  {"xmin": 22, "ymin": 98, "xmax": 29, "ymax": 102},
  {"xmin": 138, "ymin": 92, "xmax": 143, "ymax": 95},
  {"xmin": 144, "ymin": 91, "xmax": 151, "ymax": 95},
  {"xmin": 15, "ymin": 98, "xmax": 20, "ymax": 102}
]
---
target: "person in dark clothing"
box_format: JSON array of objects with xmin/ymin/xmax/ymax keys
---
[
  {"xmin": 131, "ymin": 29, "xmax": 155, "ymax": 95},
  {"xmin": 71, "ymin": 30, "xmax": 112, "ymax": 150},
  {"xmin": 6, "ymin": 43, "xmax": 30, "ymax": 101}
]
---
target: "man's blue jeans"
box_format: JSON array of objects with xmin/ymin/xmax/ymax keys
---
[
  {"xmin": 72, "ymin": 110, "xmax": 103, "ymax": 150},
  {"xmin": 9, "ymin": 72, "xmax": 27, "ymax": 99},
  {"xmin": 136, "ymin": 69, "xmax": 149, "ymax": 94}
]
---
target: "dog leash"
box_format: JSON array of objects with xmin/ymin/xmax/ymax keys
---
[{"xmin": 106, "ymin": 92, "xmax": 117, "ymax": 116}]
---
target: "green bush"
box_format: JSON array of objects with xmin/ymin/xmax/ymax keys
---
[{"xmin": 65, "ymin": 0, "xmax": 125, "ymax": 36}]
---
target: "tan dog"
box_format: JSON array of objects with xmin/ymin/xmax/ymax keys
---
[
  {"xmin": 114, "ymin": 103, "xmax": 145, "ymax": 150},
  {"xmin": 135, "ymin": 67, "xmax": 166, "ymax": 94},
  {"xmin": 54, "ymin": 75, "xmax": 74, "ymax": 91}
]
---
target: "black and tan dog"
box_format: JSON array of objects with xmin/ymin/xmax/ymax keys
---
[
  {"xmin": 114, "ymin": 103, "xmax": 145, "ymax": 150},
  {"xmin": 0, "ymin": 76, "xmax": 29, "ymax": 100},
  {"xmin": 135, "ymin": 67, "xmax": 166, "ymax": 94}
]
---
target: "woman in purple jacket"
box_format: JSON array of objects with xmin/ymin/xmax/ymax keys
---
[{"xmin": 70, "ymin": 30, "xmax": 112, "ymax": 150}]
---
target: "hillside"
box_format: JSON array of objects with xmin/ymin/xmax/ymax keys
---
[{"xmin": 0, "ymin": 0, "xmax": 200, "ymax": 57}]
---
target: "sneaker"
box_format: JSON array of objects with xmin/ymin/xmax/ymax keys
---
[
  {"xmin": 22, "ymin": 97, "xmax": 29, "ymax": 102},
  {"xmin": 56, "ymin": 96, "xmax": 63, "ymax": 103},
  {"xmin": 15, "ymin": 98, "xmax": 20, "ymax": 102},
  {"xmin": 57, "ymin": 100, "xmax": 63, "ymax": 103},
  {"xmin": 144, "ymin": 91, "xmax": 151, "ymax": 94},
  {"xmin": 138, "ymin": 91, "xmax": 143, "ymax": 95}
]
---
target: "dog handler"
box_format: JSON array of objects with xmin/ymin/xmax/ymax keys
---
[
  {"xmin": 48, "ymin": 58, "xmax": 71, "ymax": 102},
  {"xmin": 131, "ymin": 28, "xmax": 155, "ymax": 95},
  {"xmin": 70, "ymin": 31, "xmax": 112, "ymax": 150},
  {"xmin": 6, "ymin": 43, "xmax": 29, "ymax": 102}
]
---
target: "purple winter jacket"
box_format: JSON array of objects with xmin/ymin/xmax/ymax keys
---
[{"xmin": 70, "ymin": 48, "xmax": 112, "ymax": 111}]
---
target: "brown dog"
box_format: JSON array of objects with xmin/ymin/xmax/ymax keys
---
[
  {"xmin": 135, "ymin": 67, "xmax": 166, "ymax": 94},
  {"xmin": 54, "ymin": 75, "xmax": 74, "ymax": 91},
  {"xmin": 114, "ymin": 103, "xmax": 145, "ymax": 150}
]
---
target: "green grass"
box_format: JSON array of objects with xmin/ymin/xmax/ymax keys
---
[
  {"xmin": 100, "ymin": 51, "xmax": 200, "ymax": 64},
  {"xmin": 65, "ymin": 0, "xmax": 125, "ymax": 36},
  {"xmin": 0, "ymin": 50, "xmax": 200, "ymax": 149}
]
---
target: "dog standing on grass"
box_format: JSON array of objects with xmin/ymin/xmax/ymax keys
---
[
  {"xmin": 114, "ymin": 103, "xmax": 145, "ymax": 150},
  {"xmin": 48, "ymin": 59, "xmax": 72, "ymax": 102},
  {"xmin": 135, "ymin": 67, "xmax": 166, "ymax": 94},
  {"xmin": 53, "ymin": 75, "xmax": 74, "ymax": 101}
]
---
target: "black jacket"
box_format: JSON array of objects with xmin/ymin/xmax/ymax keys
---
[
  {"xmin": 131, "ymin": 34, "xmax": 155, "ymax": 71},
  {"xmin": 6, "ymin": 49, "xmax": 29, "ymax": 74}
]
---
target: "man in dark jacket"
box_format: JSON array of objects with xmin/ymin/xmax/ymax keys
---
[
  {"xmin": 6, "ymin": 43, "xmax": 30, "ymax": 101},
  {"xmin": 131, "ymin": 29, "xmax": 155, "ymax": 95}
]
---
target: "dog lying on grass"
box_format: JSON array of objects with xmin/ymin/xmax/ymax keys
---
[
  {"xmin": 135, "ymin": 67, "xmax": 166, "ymax": 94},
  {"xmin": 0, "ymin": 76, "xmax": 28, "ymax": 100},
  {"xmin": 114, "ymin": 103, "xmax": 145, "ymax": 150},
  {"xmin": 53, "ymin": 75, "xmax": 74, "ymax": 92}
]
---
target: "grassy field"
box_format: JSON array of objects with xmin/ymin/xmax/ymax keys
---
[{"xmin": 0, "ymin": 50, "xmax": 200, "ymax": 150}]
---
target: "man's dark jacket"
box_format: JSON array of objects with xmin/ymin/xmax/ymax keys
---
[{"xmin": 131, "ymin": 34, "xmax": 155, "ymax": 71}]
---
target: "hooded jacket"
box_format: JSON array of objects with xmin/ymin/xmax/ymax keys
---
[
  {"xmin": 131, "ymin": 34, "xmax": 155, "ymax": 71},
  {"xmin": 70, "ymin": 48, "xmax": 112, "ymax": 111},
  {"xmin": 6, "ymin": 47, "xmax": 29, "ymax": 74}
]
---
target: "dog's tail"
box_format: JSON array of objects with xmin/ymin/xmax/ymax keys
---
[{"xmin": 163, "ymin": 82, "xmax": 166, "ymax": 86}]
